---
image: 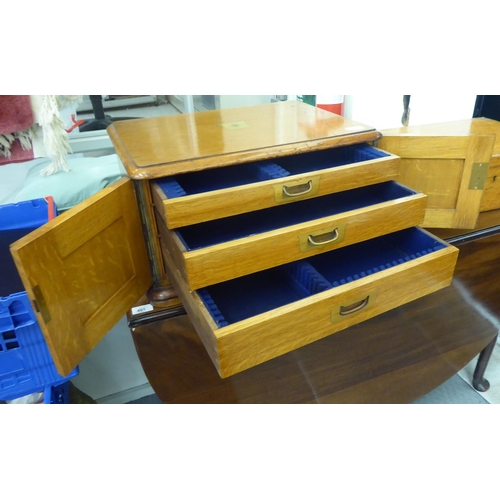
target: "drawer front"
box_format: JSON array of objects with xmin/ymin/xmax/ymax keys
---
[
  {"xmin": 151, "ymin": 144, "xmax": 400, "ymax": 229},
  {"xmin": 161, "ymin": 228, "xmax": 458, "ymax": 378},
  {"xmin": 157, "ymin": 182, "xmax": 427, "ymax": 290}
]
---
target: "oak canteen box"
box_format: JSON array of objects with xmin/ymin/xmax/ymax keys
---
[{"xmin": 10, "ymin": 101, "xmax": 464, "ymax": 378}]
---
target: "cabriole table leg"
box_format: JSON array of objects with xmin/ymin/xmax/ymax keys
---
[{"xmin": 473, "ymin": 334, "xmax": 498, "ymax": 392}]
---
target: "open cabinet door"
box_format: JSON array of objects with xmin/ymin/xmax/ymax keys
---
[
  {"xmin": 377, "ymin": 118, "xmax": 500, "ymax": 229},
  {"xmin": 10, "ymin": 178, "xmax": 152, "ymax": 377}
]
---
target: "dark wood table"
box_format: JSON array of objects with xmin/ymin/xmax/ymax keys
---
[{"xmin": 128, "ymin": 211, "xmax": 500, "ymax": 403}]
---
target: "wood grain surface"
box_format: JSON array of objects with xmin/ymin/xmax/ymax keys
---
[
  {"xmin": 156, "ymin": 193, "xmax": 427, "ymax": 290},
  {"xmin": 107, "ymin": 101, "xmax": 381, "ymax": 179},
  {"xmin": 151, "ymin": 153, "xmax": 400, "ymax": 229},
  {"xmin": 480, "ymin": 156, "xmax": 500, "ymax": 212},
  {"xmin": 377, "ymin": 118, "xmax": 500, "ymax": 228},
  {"xmin": 161, "ymin": 229, "xmax": 458, "ymax": 378},
  {"xmin": 10, "ymin": 178, "xmax": 151, "ymax": 376}
]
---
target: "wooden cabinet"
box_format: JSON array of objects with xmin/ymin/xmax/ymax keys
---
[
  {"xmin": 377, "ymin": 118, "xmax": 500, "ymax": 227},
  {"xmin": 11, "ymin": 102, "xmax": 479, "ymax": 380}
]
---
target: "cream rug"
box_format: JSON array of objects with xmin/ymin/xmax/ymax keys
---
[{"xmin": 458, "ymin": 340, "xmax": 500, "ymax": 404}]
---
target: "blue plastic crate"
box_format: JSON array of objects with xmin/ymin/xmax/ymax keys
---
[
  {"xmin": 0, "ymin": 196, "xmax": 57, "ymax": 231},
  {"xmin": 0, "ymin": 197, "xmax": 57, "ymax": 297},
  {"xmin": 0, "ymin": 291, "xmax": 78, "ymax": 402},
  {"xmin": 43, "ymin": 381, "xmax": 70, "ymax": 404}
]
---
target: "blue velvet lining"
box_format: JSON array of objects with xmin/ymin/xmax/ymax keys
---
[
  {"xmin": 176, "ymin": 182, "xmax": 416, "ymax": 250},
  {"xmin": 276, "ymin": 144, "xmax": 390, "ymax": 175},
  {"xmin": 157, "ymin": 144, "xmax": 389, "ymax": 199},
  {"xmin": 198, "ymin": 228, "xmax": 446, "ymax": 327}
]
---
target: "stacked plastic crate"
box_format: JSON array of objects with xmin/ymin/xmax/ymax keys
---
[{"xmin": 0, "ymin": 198, "xmax": 79, "ymax": 404}]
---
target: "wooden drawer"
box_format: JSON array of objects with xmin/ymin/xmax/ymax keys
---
[
  {"xmin": 161, "ymin": 227, "xmax": 459, "ymax": 378},
  {"xmin": 151, "ymin": 144, "xmax": 400, "ymax": 229},
  {"xmin": 157, "ymin": 181, "xmax": 427, "ymax": 290}
]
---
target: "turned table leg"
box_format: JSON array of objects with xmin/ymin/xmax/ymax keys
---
[{"xmin": 473, "ymin": 334, "xmax": 498, "ymax": 392}]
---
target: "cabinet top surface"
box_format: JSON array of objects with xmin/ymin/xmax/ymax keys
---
[
  {"xmin": 381, "ymin": 117, "xmax": 500, "ymax": 155},
  {"xmin": 107, "ymin": 101, "xmax": 380, "ymax": 179}
]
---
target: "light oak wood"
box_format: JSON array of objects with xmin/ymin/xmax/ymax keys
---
[
  {"xmin": 380, "ymin": 118, "xmax": 500, "ymax": 149},
  {"xmin": 421, "ymin": 209, "xmax": 455, "ymax": 228},
  {"xmin": 453, "ymin": 134, "xmax": 495, "ymax": 227},
  {"xmin": 378, "ymin": 136, "xmax": 471, "ymax": 159},
  {"xmin": 157, "ymin": 192, "xmax": 427, "ymax": 290},
  {"xmin": 161, "ymin": 234, "xmax": 458, "ymax": 378},
  {"xmin": 399, "ymin": 158, "xmax": 463, "ymax": 209},
  {"xmin": 10, "ymin": 178, "xmax": 152, "ymax": 376},
  {"xmin": 151, "ymin": 152, "xmax": 401, "ymax": 229},
  {"xmin": 381, "ymin": 117, "xmax": 500, "ymax": 215},
  {"xmin": 480, "ymin": 155, "xmax": 500, "ymax": 211},
  {"xmin": 427, "ymin": 208, "xmax": 500, "ymax": 241},
  {"xmin": 107, "ymin": 101, "xmax": 381, "ymax": 179},
  {"xmin": 378, "ymin": 118, "xmax": 500, "ymax": 228}
]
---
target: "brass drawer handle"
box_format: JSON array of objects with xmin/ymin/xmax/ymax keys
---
[
  {"xmin": 282, "ymin": 180, "xmax": 313, "ymax": 197},
  {"xmin": 274, "ymin": 175, "xmax": 320, "ymax": 203},
  {"xmin": 299, "ymin": 223, "xmax": 346, "ymax": 253},
  {"xmin": 308, "ymin": 228, "xmax": 339, "ymax": 246},
  {"xmin": 339, "ymin": 296, "xmax": 370, "ymax": 316},
  {"xmin": 331, "ymin": 291, "xmax": 377, "ymax": 323}
]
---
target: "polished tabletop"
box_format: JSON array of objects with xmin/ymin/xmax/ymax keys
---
[{"xmin": 107, "ymin": 101, "xmax": 380, "ymax": 179}]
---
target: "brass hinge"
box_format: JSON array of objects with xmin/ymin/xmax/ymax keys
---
[
  {"xmin": 469, "ymin": 162, "xmax": 489, "ymax": 190},
  {"xmin": 32, "ymin": 285, "xmax": 51, "ymax": 324}
]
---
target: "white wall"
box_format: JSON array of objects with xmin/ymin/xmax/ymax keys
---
[
  {"xmin": 344, "ymin": 94, "xmax": 478, "ymax": 130},
  {"xmin": 219, "ymin": 95, "xmax": 274, "ymax": 109},
  {"xmin": 71, "ymin": 316, "xmax": 154, "ymax": 403}
]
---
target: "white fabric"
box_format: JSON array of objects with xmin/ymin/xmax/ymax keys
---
[{"xmin": 0, "ymin": 154, "xmax": 127, "ymax": 210}]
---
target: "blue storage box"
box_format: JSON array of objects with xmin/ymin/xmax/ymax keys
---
[
  {"xmin": 0, "ymin": 291, "xmax": 78, "ymax": 402},
  {"xmin": 0, "ymin": 197, "xmax": 57, "ymax": 297},
  {"xmin": 43, "ymin": 381, "xmax": 70, "ymax": 404}
]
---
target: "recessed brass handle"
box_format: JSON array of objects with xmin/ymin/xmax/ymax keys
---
[
  {"xmin": 331, "ymin": 291, "xmax": 377, "ymax": 323},
  {"xmin": 299, "ymin": 223, "xmax": 346, "ymax": 253},
  {"xmin": 282, "ymin": 180, "xmax": 313, "ymax": 197},
  {"xmin": 339, "ymin": 296, "xmax": 370, "ymax": 316},
  {"xmin": 307, "ymin": 228, "xmax": 339, "ymax": 246},
  {"xmin": 274, "ymin": 175, "xmax": 320, "ymax": 203}
]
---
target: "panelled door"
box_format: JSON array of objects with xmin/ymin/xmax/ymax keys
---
[{"xmin": 10, "ymin": 178, "xmax": 152, "ymax": 377}]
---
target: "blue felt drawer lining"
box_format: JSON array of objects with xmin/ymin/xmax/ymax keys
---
[
  {"xmin": 197, "ymin": 228, "xmax": 446, "ymax": 327},
  {"xmin": 175, "ymin": 181, "xmax": 417, "ymax": 251},
  {"xmin": 157, "ymin": 144, "xmax": 389, "ymax": 200}
]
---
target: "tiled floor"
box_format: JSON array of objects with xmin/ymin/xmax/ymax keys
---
[{"xmin": 414, "ymin": 374, "xmax": 489, "ymax": 404}]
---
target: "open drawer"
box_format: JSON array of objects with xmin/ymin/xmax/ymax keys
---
[
  {"xmin": 161, "ymin": 227, "xmax": 459, "ymax": 378},
  {"xmin": 157, "ymin": 181, "xmax": 427, "ymax": 290},
  {"xmin": 151, "ymin": 144, "xmax": 400, "ymax": 229}
]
